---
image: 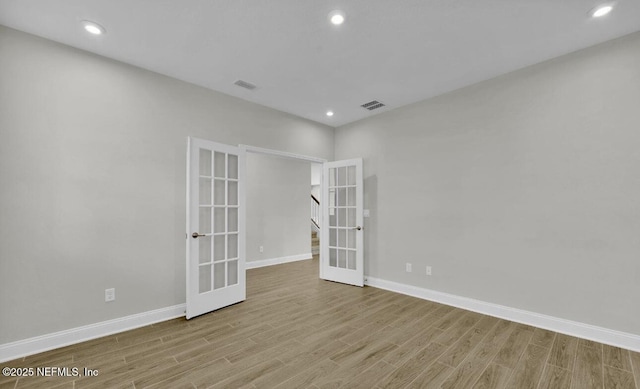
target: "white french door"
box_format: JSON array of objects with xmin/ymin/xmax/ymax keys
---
[
  {"xmin": 321, "ymin": 158, "xmax": 364, "ymax": 286},
  {"xmin": 186, "ymin": 137, "xmax": 245, "ymax": 319}
]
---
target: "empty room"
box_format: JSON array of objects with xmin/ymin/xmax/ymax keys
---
[{"xmin": 1, "ymin": 1, "xmax": 639, "ymax": 388}]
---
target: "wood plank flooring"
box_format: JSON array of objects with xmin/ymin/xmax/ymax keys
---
[{"xmin": 2, "ymin": 258, "xmax": 639, "ymax": 388}]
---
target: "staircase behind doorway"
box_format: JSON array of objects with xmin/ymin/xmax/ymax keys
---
[{"xmin": 311, "ymin": 231, "xmax": 319, "ymax": 256}]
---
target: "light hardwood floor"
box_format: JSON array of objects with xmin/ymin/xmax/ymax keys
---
[{"xmin": 2, "ymin": 258, "xmax": 639, "ymax": 388}]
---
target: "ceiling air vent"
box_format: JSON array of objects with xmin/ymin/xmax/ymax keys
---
[
  {"xmin": 234, "ymin": 79, "xmax": 257, "ymax": 90},
  {"xmin": 361, "ymin": 100, "xmax": 385, "ymax": 111}
]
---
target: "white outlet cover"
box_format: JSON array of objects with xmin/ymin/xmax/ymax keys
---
[
  {"xmin": 105, "ymin": 288, "xmax": 115, "ymax": 302},
  {"xmin": 426, "ymin": 266, "xmax": 432, "ymax": 276},
  {"xmin": 406, "ymin": 263, "xmax": 412, "ymax": 272}
]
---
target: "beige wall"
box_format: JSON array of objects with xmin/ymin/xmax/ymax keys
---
[
  {"xmin": 0, "ymin": 26, "xmax": 333, "ymax": 344},
  {"xmin": 246, "ymin": 153, "xmax": 311, "ymax": 262},
  {"xmin": 335, "ymin": 32, "xmax": 640, "ymax": 335}
]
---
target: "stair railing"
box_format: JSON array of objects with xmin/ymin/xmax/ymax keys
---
[{"xmin": 311, "ymin": 194, "xmax": 320, "ymax": 229}]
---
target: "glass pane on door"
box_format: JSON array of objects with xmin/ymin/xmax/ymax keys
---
[
  {"xmin": 338, "ymin": 250, "xmax": 346, "ymax": 268},
  {"xmin": 214, "ymin": 235, "xmax": 225, "ymax": 261},
  {"xmin": 199, "ymin": 207, "xmax": 211, "ymax": 233},
  {"xmin": 347, "ymin": 229, "xmax": 355, "ymax": 249},
  {"xmin": 199, "ymin": 237, "xmax": 211, "ymax": 264},
  {"xmin": 214, "ymin": 263, "xmax": 225, "ymax": 289},
  {"xmin": 214, "ymin": 208, "xmax": 225, "ymax": 233},
  {"xmin": 199, "ymin": 265, "xmax": 212, "ymax": 293},
  {"xmin": 214, "ymin": 180, "xmax": 225, "ymax": 205},
  {"xmin": 347, "ymin": 251, "xmax": 356, "ymax": 270},
  {"xmin": 228, "ymin": 155, "xmax": 238, "ymax": 179},
  {"xmin": 228, "ymin": 260, "xmax": 238, "ymax": 286},
  {"xmin": 227, "ymin": 234, "xmax": 238, "ymax": 259},
  {"xmin": 338, "ymin": 167, "xmax": 347, "ymax": 186},
  {"xmin": 228, "ymin": 208, "xmax": 238, "ymax": 232},
  {"xmin": 337, "ymin": 188, "xmax": 346, "ymax": 206},
  {"xmin": 200, "ymin": 179, "xmax": 212, "ymax": 205},
  {"xmin": 200, "ymin": 149, "xmax": 212, "ymax": 176},
  {"xmin": 347, "ymin": 165, "xmax": 356, "ymax": 185},
  {"xmin": 228, "ymin": 181, "xmax": 238, "ymax": 206},
  {"xmin": 214, "ymin": 152, "xmax": 226, "ymax": 178}
]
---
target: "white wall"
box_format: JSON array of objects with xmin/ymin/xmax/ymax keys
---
[
  {"xmin": 246, "ymin": 153, "xmax": 311, "ymax": 262},
  {"xmin": 0, "ymin": 26, "xmax": 333, "ymax": 344},
  {"xmin": 335, "ymin": 32, "xmax": 640, "ymax": 335},
  {"xmin": 310, "ymin": 163, "xmax": 322, "ymax": 200},
  {"xmin": 311, "ymin": 163, "xmax": 322, "ymax": 186}
]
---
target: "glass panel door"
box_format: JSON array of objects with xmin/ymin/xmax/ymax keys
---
[
  {"xmin": 321, "ymin": 159, "xmax": 363, "ymax": 286},
  {"xmin": 187, "ymin": 137, "xmax": 245, "ymax": 319}
]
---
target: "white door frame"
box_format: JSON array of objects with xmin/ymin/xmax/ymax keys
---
[
  {"xmin": 239, "ymin": 145, "xmax": 328, "ymax": 165},
  {"xmin": 239, "ymin": 145, "xmax": 328, "ymax": 278}
]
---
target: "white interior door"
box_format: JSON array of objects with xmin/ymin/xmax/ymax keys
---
[
  {"xmin": 321, "ymin": 158, "xmax": 363, "ymax": 286},
  {"xmin": 186, "ymin": 137, "xmax": 245, "ymax": 319}
]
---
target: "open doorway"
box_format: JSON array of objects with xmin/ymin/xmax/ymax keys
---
[
  {"xmin": 242, "ymin": 145, "xmax": 325, "ymax": 270},
  {"xmin": 241, "ymin": 145, "xmax": 364, "ymax": 286},
  {"xmin": 310, "ymin": 163, "xmax": 322, "ymax": 258}
]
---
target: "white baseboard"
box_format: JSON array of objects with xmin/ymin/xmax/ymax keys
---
[
  {"xmin": 365, "ymin": 277, "xmax": 640, "ymax": 353},
  {"xmin": 5, "ymin": 274, "xmax": 636, "ymax": 363},
  {"xmin": 0, "ymin": 304, "xmax": 186, "ymax": 363},
  {"xmin": 246, "ymin": 253, "xmax": 312, "ymax": 269},
  {"xmin": 0, "ymin": 253, "xmax": 311, "ymax": 362}
]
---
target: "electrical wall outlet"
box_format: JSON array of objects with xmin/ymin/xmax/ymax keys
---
[
  {"xmin": 406, "ymin": 263, "xmax": 412, "ymax": 273},
  {"xmin": 426, "ymin": 266, "xmax": 432, "ymax": 276},
  {"xmin": 259, "ymin": 246, "xmax": 264, "ymax": 253},
  {"xmin": 105, "ymin": 288, "xmax": 115, "ymax": 302}
]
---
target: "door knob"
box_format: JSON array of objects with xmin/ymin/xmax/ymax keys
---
[
  {"xmin": 192, "ymin": 232, "xmax": 206, "ymax": 238},
  {"xmin": 353, "ymin": 226, "xmax": 362, "ymax": 231}
]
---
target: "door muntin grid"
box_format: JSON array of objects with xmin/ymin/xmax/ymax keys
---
[
  {"xmin": 328, "ymin": 165, "xmax": 358, "ymax": 270},
  {"xmin": 198, "ymin": 149, "xmax": 240, "ymax": 293}
]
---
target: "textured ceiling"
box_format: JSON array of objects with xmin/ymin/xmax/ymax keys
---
[{"xmin": 1, "ymin": 0, "xmax": 639, "ymax": 127}]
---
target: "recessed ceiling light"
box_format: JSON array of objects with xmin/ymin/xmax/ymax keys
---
[
  {"xmin": 326, "ymin": 111, "xmax": 334, "ymax": 117},
  {"xmin": 328, "ymin": 10, "xmax": 345, "ymax": 25},
  {"xmin": 82, "ymin": 20, "xmax": 105, "ymax": 35},
  {"xmin": 590, "ymin": 4, "xmax": 614, "ymax": 17}
]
